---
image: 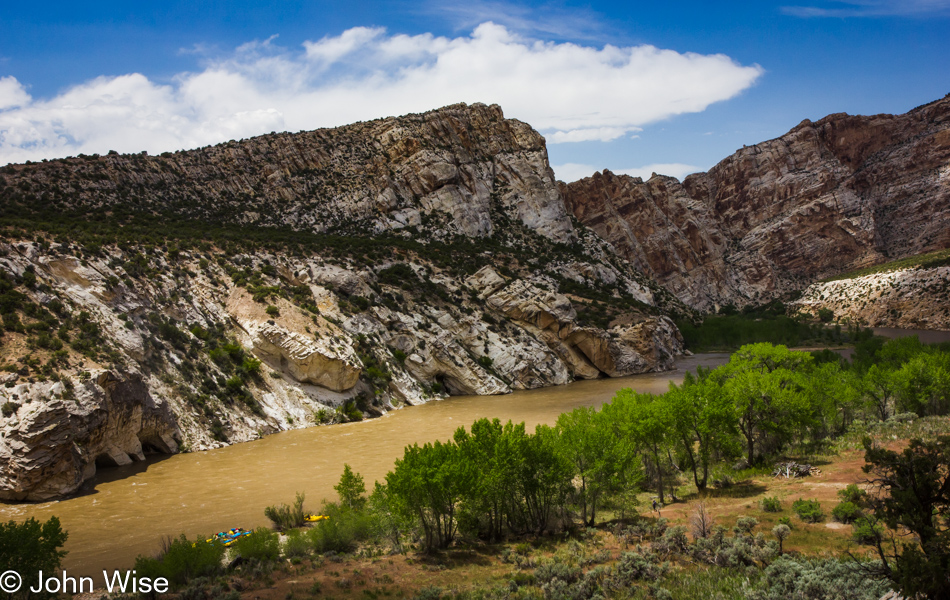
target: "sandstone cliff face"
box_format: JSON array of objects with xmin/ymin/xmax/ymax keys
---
[
  {"xmin": 561, "ymin": 96, "xmax": 950, "ymax": 310},
  {"xmin": 0, "ymin": 103, "xmax": 574, "ymax": 243},
  {"xmin": 790, "ymin": 265, "xmax": 950, "ymax": 331},
  {"xmin": 0, "ymin": 372, "xmax": 178, "ymax": 501}
]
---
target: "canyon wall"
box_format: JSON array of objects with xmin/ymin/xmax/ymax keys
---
[{"xmin": 561, "ymin": 95, "xmax": 950, "ymax": 310}]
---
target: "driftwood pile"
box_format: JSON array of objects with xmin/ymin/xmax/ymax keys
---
[{"xmin": 772, "ymin": 461, "xmax": 822, "ymax": 478}]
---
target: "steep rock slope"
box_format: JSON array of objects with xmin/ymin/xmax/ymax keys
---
[
  {"xmin": 0, "ymin": 104, "xmax": 685, "ymax": 500},
  {"xmin": 562, "ymin": 96, "xmax": 950, "ymax": 310},
  {"xmin": 0, "ymin": 103, "xmax": 573, "ymax": 243}
]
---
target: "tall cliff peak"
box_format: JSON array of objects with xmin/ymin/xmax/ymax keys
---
[{"xmin": 0, "ymin": 102, "xmax": 574, "ymax": 244}]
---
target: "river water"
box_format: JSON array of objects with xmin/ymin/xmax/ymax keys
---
[{"xmin": 0, "ymin": 353, "xmax": 730, "ymax": 577}]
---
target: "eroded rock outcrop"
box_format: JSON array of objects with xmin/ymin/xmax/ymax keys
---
[
  {"xmin": 485, "ymin": 273, "xmax": 683, "ymax": 378},
  {"xmin": 252, "ymin": 324, "xmax": 362, "ymax": 391},
  {"xmin": 790, "ymin": 265, "xmax": 950, "ymax": 330},
  {"xmin": 0, "ymin": 372, "xmax": 179, "ymax": 501},
  {"xmin": 561, "ymin": 96, "xmax": 950, "ymax": 310}
]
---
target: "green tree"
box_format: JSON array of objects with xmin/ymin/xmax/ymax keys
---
[
  {"xmin": 607, "ymin": 390, "xmax": 672, "ymax": 503},
  {"xmin": 334, "ymin": 464, "xmax": 367, "ymax": 510},
  {"xmin": 803, "ymin": 362, "xmax": 863, "ymax": 439},
  {"xmin": 893, "ymin": 351, "xmax": 950, "ymax": 417},
  {"xmin": 0, "ymin": 517, "xmax": 68, "ymax": 600},
  {"xmin": 666, "ymin": 374, "xmax": 737, "ymax": 491},
  {"xmin": 863, "ymin": 364, "xmax": 900, "ymax": 421},
  {"xmin": 386, "ymin": 439, "xmax": 467, "ymax": 550},
  {"xmin": 861, "ymin": 435, "xmax": 950, "ymax": 599},
  {"xmin": 517, "ymin": 424, "xmax": 573, "ymax": 534},
  {"xmin": 715, "ymin": 344, "xmax": 815, "ymax": 465},
  {"xmin": 556, "ymin": 405, "xmax": 630, "ymax": 525},
  {"xmin": 453, "ymin": 418, "xmax": 507, "ymax": 540}
]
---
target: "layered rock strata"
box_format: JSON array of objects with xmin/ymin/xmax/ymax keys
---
[
  {"xmin": 0, "ymin": 103, "xmax": 574, "ymax": 243},
  {"xmin": 561, "ymin": 96, "xmax": 950, "ymax": 310}
]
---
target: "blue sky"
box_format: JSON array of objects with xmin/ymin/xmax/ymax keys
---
[{"xmin": 1, "ymin": 0, "xmax": 948, "ymax": 181}]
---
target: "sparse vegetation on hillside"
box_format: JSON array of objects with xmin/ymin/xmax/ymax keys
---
[{"xmin": 820, "ymin": 247, "xmax": 950, "ymax": 283}]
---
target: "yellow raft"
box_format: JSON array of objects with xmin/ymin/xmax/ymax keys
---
[{"xmin": 305, "ymin": 514, "xmax": 329, "ymax": 523}]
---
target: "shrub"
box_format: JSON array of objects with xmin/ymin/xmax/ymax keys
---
[
  {"xmin": 837, "ymin": 484, "xmax": 867, "ymax": 506},
  {"xmin": 265, "ymin": 305, "xmax": 279, "ymax": 317},
  {"xmin": 133, "ymin": 534, "xmax": 224, "ymax": 589},
  {"xmin": 264, "ymin": 492, "xmax": 307, "ymax": 530},
  {"xmin": 792, "ymin": 498, "xmax": 824, "ymax": 523},
  {"xmin": 241, "ymin": 357, "xmax": 262, "ymax": 376},
  {"xmin": 535, "ymin": 562, "xmax": 582, "ymax": 585},
  {"xmin": 761, "ymin": 496, "xmax": 782, "ymax": 512},
  {"xmin": 734, "ymin": 516, "xmax": 759, "ymax": 537},
  {"xmin": 225, "ymin": 375, "xmax": 244, "ymax": 392},
  {"xmin": 772, "ymin": 524, "xmax": 791, "ymax": 555},
  {"xmin": 283, "ymin": 529, "xmax": 310, "ymax": 558},
  {"xmin": 306, "ymin": 502, "xmax": 373, "ymax": 553},
  {"xmin": 0, "ymin": 516, "xmax": 68, "ymax": 600},
  {"xmin": 231, "ymin": 527, "xmax": 279, "ymax": 561},
  {"xmin": 1, "ymin": 401, "xmax": 17, "ymax": 417},
  {"xmin": 831, "ymin": 501, "xmax": 861, "ymax": 524},
  {"xmin": 752, "ymin": 555, "xmax": 890, "ymax": 600},
  {"xmin": 851, "ymin": 517, "xmax": 885, "ymax": 546},
  {"xmin": 606, "ymin": 550, "xmax": 669, "ymax": 589}
]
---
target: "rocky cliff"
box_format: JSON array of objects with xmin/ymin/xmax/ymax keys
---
[
  {"xmin": 0, "ymin": 104, "xmax": 685, "ymax": 500},
  {"xmin": 0, "ymin": 102, "xmax": 573, "ymax": 243},
  {"xmin": 790, "ymin": 256, "xmax": 950, "ymax": 330},
  {"xmin": 561, "ymin": 95, "xmax": 950, "ymax": 310}
]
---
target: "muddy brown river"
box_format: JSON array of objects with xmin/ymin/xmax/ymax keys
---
[{"xmin": 0, "ymin": 353, "xmax": 730, "ymax": 576}]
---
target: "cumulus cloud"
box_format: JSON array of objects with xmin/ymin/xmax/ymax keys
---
[
  {"xmin": 781, "ymin": 0, "xmax": 950, "ymax": 17},
  {"xmin": 552, "ymin": 162, "xmax": 704, "ymax": 183},
  {"xmin": 0, "ymin": 23, "xmax": 763, "ymax": 165}
]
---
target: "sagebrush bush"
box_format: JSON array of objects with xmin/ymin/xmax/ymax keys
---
[
  {"xmin": 749, "ymin": 555, "xmax": 891, "ymax": 600},
  {"xmin": 133, "ymin": 535, "xmax": 224, "ymax": 589}
]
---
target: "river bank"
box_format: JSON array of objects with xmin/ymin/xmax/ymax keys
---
[{"xmin": 0, "ymin": 353, "xmax": 730, "ymax": 577}]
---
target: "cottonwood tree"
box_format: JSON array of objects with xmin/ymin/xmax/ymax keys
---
[{"xmin": 666, "ymin": 374, "xmax": 737, "ymax": 491}]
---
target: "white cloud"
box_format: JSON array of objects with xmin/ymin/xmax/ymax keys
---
[
  {"xmin": 0, "ymin": 23, "xmax": 763, "ymax": 165},
  {"xmin": 545, "ymin": 127, "xmax": 634, "ymax": 144},
  {"xmin": 552, "ymin": 162, "xmax": 704, "ymax": 183},
  {"xmin": 0, "ymin": 76, "xmax": 30, "ymax": 110},
  {"xmin": 781, "ymin": 0, "xmax": 950, "ymax": 17}
]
